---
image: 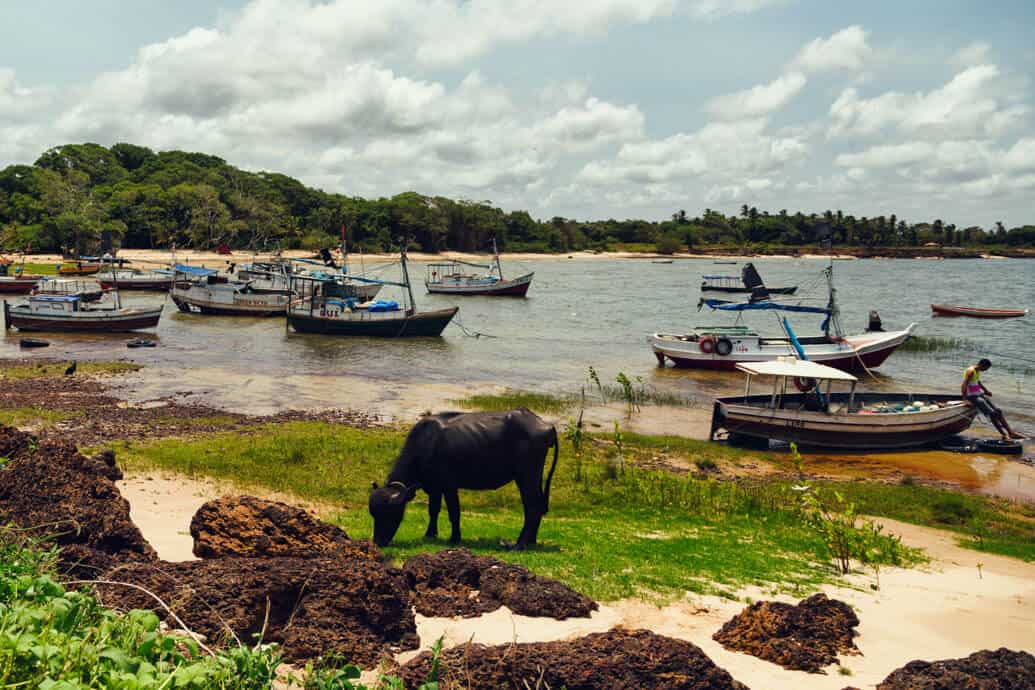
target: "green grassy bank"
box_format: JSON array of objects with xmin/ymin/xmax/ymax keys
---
[{"xmin": 110, "ymin": 421, "xmax": 1009, "ymax": 602}]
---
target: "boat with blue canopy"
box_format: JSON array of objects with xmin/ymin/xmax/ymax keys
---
[
  {"xmin": 288, "ymin": 246, "xmax": 457, "ymax": 337},
  {"xmin": 649, "ymin": 264, "xmax": 915, "ymax": 372}
]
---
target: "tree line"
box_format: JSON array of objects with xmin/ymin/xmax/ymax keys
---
[{"xmin": 1, "ymin": 143, "xmax": 1032, "ymax": 255}]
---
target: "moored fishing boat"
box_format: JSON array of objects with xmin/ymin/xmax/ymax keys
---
[
  {"xmin": 701, "ymin": 263, "xmax": 796, "ymax": 298},
  {"xmin": 170, "ymin": 264, "xmax": 292, "ymax": 316},
  {"xmin": 97, "ymin": 269, "xmax": 175, "ymax": 291},
  {"xmin": 0, "ymin": 275, "xmax": 44, "ymax": 294},
  {"xmin": 709, "ymin": 358, "xmax": 977, "ymax": 450},
  {"xmin": 288, "ymin": 247, "xmax": 458, "ymax": 337},
  {"xmin": 3, "ymin": 293, "xmax": 163, "ymax": 332},
  {"xmin": 425, "ymin": 239, "xmax": 533, "ymax": 297},
  {"xmin": 931, "ymin": 304, "xmax": 1028, "ymax": 319},
  {"xmin": 33, "ymin": 279, "xmax": 104, "ymax": 302},
  {"xmin": 650, "ymin": 264, "xmax": 915, "ymax": 373}
]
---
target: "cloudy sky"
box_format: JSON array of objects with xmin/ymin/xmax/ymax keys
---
[{"xmin": 2, "ymin": 0, "xmax": 1034, "ymax": 226}]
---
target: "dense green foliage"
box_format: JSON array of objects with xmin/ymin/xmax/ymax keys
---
[
  {"xmin": 0, "ymin": 530, "xmax": 283, "ymax": 689},
  {"xmin": 2, "ymin": 143, "xmax": 1032, "ymax": 254}
]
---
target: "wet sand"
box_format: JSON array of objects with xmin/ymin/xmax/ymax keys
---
[{"xmin": 123, "ymin": 472, "xmax": 1035, "ymax": 690}]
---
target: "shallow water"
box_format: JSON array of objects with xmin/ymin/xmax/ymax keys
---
[{"xmin": 2, "ymin": 257, "xmax": 1032, "ymax": 456}]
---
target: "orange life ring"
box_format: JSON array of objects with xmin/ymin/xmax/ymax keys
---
[
  {"xmin": 699, "ymin": 336, "xmax": 715, "ymax": 354},
  {"xmin": 794, "ymin": 377, "xmax": 817, "ymax": 392}
]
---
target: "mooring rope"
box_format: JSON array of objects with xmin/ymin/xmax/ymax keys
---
[{"xmin": 451, "ymin": 312, "xmax": 497, "ymax": 338}]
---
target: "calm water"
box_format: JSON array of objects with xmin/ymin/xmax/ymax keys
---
[{"xmin": 2, "ymin": 257, "xmax": 1033, "ymax": 433}]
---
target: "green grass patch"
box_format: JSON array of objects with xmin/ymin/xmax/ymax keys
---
[
  {"xmin": 451, "ymin": 389, "xmax": 575, "ymax": 414},
  {"xmin": 9, "ymin": 261, "xmax": 60, "ymax": 275},
  {"xmin": 117, "ymin": 422, "xmax": 920, "ymax": 601},
  {"xmin": 0, "ymin": 405, "xmax": 80, "ymax": 428},
  {"xmin": 0, "ymin": 360, "xmax": 142, "ymax": 381},
  {"xmin": 828, "ymin": 480, "xmax": 1035, "ymax": 562}
]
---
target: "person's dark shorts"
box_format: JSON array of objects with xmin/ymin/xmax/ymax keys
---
[{"xmin": 966, "ymin": 395, "xmax": 999, "ymax": 420}]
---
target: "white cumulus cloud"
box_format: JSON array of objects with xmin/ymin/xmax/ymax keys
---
[
  {"xmin": 791, "ymin": 25, "xmax": 871, "ymax": 73},
  {"xmin": 707, "ymin": 72, "xmax": 807, "ymax": 120}
]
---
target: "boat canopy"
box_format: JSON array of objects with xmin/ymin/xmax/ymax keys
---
[
  {"xmin": 702, "ymin": 275, "xmax": 739, "ymax": 280},
  {"xmin": 428, "ymin": 260, "xmax": 493, "ymax": 270},
  {"xmin": 735, "ymin": 358, "xmax": 858, "ymax": 382},
  {"xmin": 31, "ymin": 294, "xmax": 81, "ymax": 303},
  {"xmin": 702, "ymin": 299, "xmax": 830, "ymax": 315},
  {"xmin": 172, "ymin": 264, "xmax": 219, "ymax": 277}
]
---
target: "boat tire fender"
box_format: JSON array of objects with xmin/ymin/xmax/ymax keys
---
[
  {"xmin": 715, "ymin": 337, "xmax": 733, "ymax": 356},
  {"xmin": 699, "ymin": 336, "xmax": 715, "ymax": 354},
  {"xmin": 939, "ymin": 436, "xmax": 977, "ymax": 453},
  {"xmin": 794, "ymin": 377, "xmax": 817, "ymax": 393}
]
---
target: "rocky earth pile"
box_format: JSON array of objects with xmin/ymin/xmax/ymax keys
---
[
  {"xmin": 713, "ymin": 593, "xmax": 859, "ymax": 673},
  {"xmin": 0, "ymin": 425, "xmax": 155, "ymax": 577},
  {"xmin": 96, "ymin": 554, "xmax": 419, "ymax": 665},
  {"xmin": 401, "ymin": 629, "xmax": 748, "ymax": 690},
  {"xmin": 190, "ymin": 495, "xmax": 377, "ymax": 560},
  {"xmin": 875, "ymin": 648, "xmax": 1035, "ymax": 689},
  {"xmin": 402, "ymin": 548, "xmax": 597, "ymax": 619}
]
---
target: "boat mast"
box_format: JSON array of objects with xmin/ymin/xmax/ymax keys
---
[
  {"xmin": 492, "ymin": 236, "xmax": 503, "ymax": 279},
  {"xmin": 340, "ymin": 224, "xmax": 349, "ymax": 276},
  {"xmin": 399, "ymin": 242, "xmax": 416, "ymax": 314},
  {"xmin": 823, "ymin": 261, "xmax": 842, "ymax": 338}
]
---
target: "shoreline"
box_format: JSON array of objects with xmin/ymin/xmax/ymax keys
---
[{"xmin": 12, "ymin": 247, "xmax": 1032, "ymax": 268}]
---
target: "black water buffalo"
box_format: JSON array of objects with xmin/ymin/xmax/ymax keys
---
[{"xmin": 369, "ymin": 408, "xmax": 558, "ymax": 549}]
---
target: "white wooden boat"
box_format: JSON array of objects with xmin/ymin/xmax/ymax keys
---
[
  {"xmin": 649, "ymin": 324, "xmax": 914, "ymax": 372},
  {"xmin": 650, "ymin": 263, "xmax": 915, "ymax": 373},
  {"xmin": 709, "ymin": 358, "xmax": 977, "ymax": 450},
  {"xmin": 425, "ymin": 238, "xmax": 533, "ymax": 297},
  {"xmin": 170, "ymin": 264, "xmax": 292, "ymax": 316}
]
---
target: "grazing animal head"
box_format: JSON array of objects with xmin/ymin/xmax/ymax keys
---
[{"xmin": 368, "ymin": 481, "xmax": 417, "ymax": 547}]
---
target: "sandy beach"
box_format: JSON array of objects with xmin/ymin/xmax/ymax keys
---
[
  {"xmin": 19, "ymin": 248, "xmax": 861, "ymax": 268},
  {"xmin": 120, "ymin": 471, "xmax": 1035, "ymax": 689}
]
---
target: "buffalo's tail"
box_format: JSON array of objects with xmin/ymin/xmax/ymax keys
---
[{"xmin": 542, "ymin": 427, "xmax": 559, "ymax": 514}]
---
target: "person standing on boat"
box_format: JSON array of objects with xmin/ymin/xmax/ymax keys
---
[{"xmin": 962, "ymin": 359, "xmax": 1024, "ymax": 440}]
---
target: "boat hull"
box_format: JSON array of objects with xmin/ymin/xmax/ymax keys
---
[
  {"xmin": 426, "ymin": 272, "xmax": 533, "ymax": 297},
  {"xmin": 931, "ymin": 304, "xmax": 1028, "ymax": 319},
  {"xmin": 288, "ymin": 307, "xmax": 459, "ymax": 337},
  {"xmin": 710, "ymin": 393, "xmax": 977, "ymax": 450},
  {"xmin": 171, "ymin": 286, "xmax": 290, "ymax": 316},
  {"xmin": 649, "ymin": 326, "xmax": 914, "ymax": 373},
  {"xmin": 4, "ymin": 301, "xmax": 163, "ymax": 332},
  {"xmin": 701, "ymin": 285, "xmax": 797, "ymax": 295},
  {"xmin": 0, "ymin": 277, "xmax": 43, "ymax": 294}
]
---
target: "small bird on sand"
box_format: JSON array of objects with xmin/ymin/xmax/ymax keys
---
[{"xmin": 64, "ymin": 361, "xmax": 77, "ymax": 376}]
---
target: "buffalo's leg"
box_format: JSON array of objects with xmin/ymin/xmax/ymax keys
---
[
  {"xmin": 425, "ymin": 490, "xmax": 442, "ymax": 539},
  {"xmin": 444, "ymin": 488, "xmax": 462, "ymax": 543},
  {"xmin": 514, "ymin": 474, "xmax": 545, "ymax": 550}
]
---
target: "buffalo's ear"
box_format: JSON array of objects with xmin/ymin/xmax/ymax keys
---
[{"xmin": 371, "ymin": 481, "xmax": 379, "ymax": 490}]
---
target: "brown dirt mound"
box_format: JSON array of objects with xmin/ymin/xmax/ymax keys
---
[
  {"xmin": 401, "ymin": 628, "xmax": 749, "ymax": 689},
  {"xmin": 402, "ymin": 548, "xmax": 597, "ymax": 619},
  {"xmin": 95, "ymin": 555, "xmax": 418, "ymax": 665},
  {"xmin": 189, "ymin": 495, "xmax": 377, "ymax": 560},
  {"xmin": 876, "ymin": 648, "xmax": 1035, "ymax": 689},
  {"xmin": 0, "ymin": 425, "xmax": 156, "ymax": 577},
  {"xmin": 712, "ymin": 593, "xmax": 859, "ymax": 673}
]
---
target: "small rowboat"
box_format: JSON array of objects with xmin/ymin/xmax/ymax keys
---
[{"xmin": 931, "ymin": 304, "xmax": 1028, "ymax": 319}]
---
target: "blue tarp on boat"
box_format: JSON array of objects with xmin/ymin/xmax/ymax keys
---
[
  {"xmin": 366, "ymin": 300, "xmax": 400, "ymax": 312},
  {"xmin": 172, "ymin": 264, "xmax": 219, "ymax": 277}
]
